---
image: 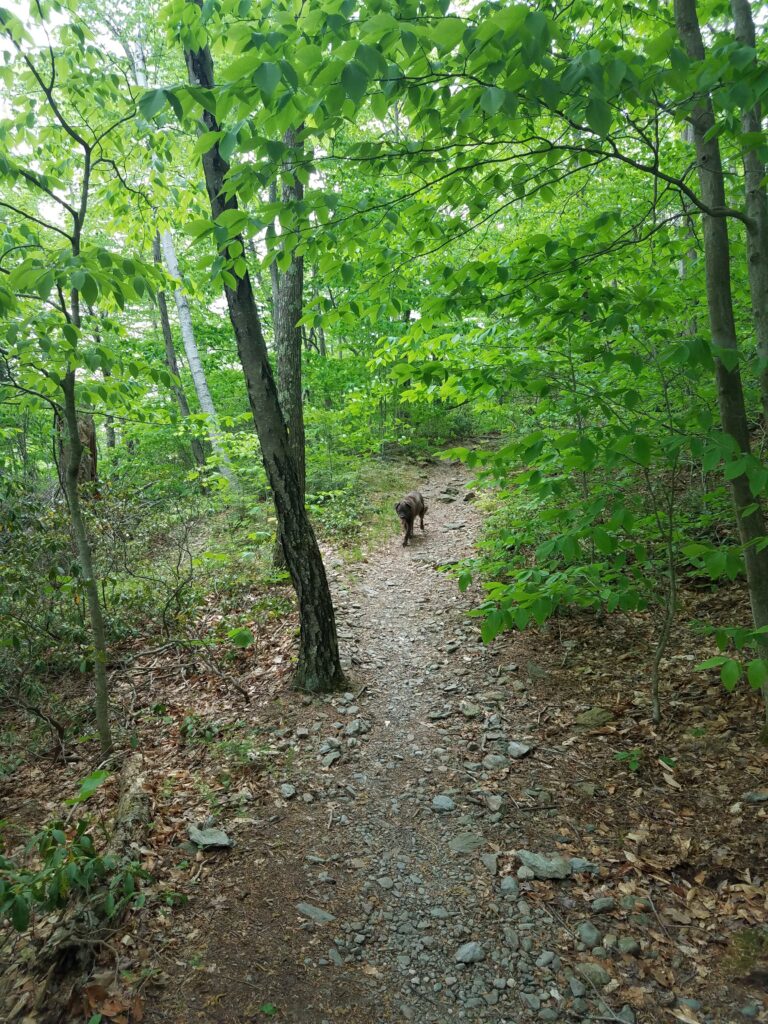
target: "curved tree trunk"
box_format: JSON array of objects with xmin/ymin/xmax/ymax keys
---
[
  {"xmin": 159, "ymin": 230, "xmax": 239, "ymax": 491},
  {"xmin": 675, "ymin": 0, "xmax": 768, "ymax": 724},
  {"xmin": 183, "ymin": 18, "xmax": 344, "ymax": 693},
  {"xmin": 731, "ymin": 0, "xmax": 768, "ymax": 427},
  {"xmin": 123, "ymin": 33, "xmax": 237, "ymax": 490},
  {"xmin": 152, "ymin": 233, "xmax": 207, "ymax": 470}
]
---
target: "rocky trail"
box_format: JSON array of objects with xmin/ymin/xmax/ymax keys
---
[{"xmin": 129, "ymin": 461, "xmax": 765, "ymax": 1024}]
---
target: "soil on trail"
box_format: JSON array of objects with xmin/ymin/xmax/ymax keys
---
[
  {"xmin": 113, "ymin": 463, "xmax": 766, "ymax": 1024},
  {"xmin": 144, "ymin": 461, "xmax": 508, "ymax": 1024}
]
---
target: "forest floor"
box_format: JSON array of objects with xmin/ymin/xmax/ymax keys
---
[{"xmin": 1, "ymin": 461, "xmax": 767, "ymax": 1024}]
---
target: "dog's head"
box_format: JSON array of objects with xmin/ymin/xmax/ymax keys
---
[{"xmin": 394, "ymin": 500, "xmax": 408, "ymax": 520}]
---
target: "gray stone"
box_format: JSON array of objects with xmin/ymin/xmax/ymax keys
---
[
  {"xmin": 482, "ymin": 753, "xmax": 508, "ymax": 771},
  {"xmin": 485, "ymin": 794, "xmax": 503, "ymax": 812},
  {"xmin": 460, "ymin": 700, "xmax": 481, "ymax": 718},
  {"xmin": 575, "ymin": 707, "xmax": 614, "ymax": 728},
  {"xmin": 577, "ymin": 922, "xmax": 602, "ymax": 947},
  {"xmin": 377, "ymin": 876, "xmax": 395, "ymax": 889},
  {"xmin": 296, "ymin": 902, "xmax": 335, "ymax": 924},
  {"xmin": 344, "ymin": 718, "xmax": 371, "ymax": 736},
  {"xmin": 520, "ymin": 992, "xmax": 541, "ymax": 1010},
  {"xmin": 186, "ymin": 824, "xmax": 233, "ymax": 848},
  {"xmin": 321, "ymin": 750, "xmax": 341, "ymax": 768},
  {"xmin": 617, "ymin": 936, "xmax": 641, "ymax": 956},
  {"xmin": 449, "ymin": 832, "xmax": 484, "ymax": 854},
  {"xmin": 739, "ymin": 1003, "xmax": 760, "ymax": 1019},
  {"xmin": 569, "ymin": 978, "xmax": 586, "ymax": 997},
  {"xmin": 518, "ymin": 865, "xmax": 536, "ymax": 880},
  {"xmin": 570, "ymin": 857, "xmax": 599, "ymax": 875},
  {"xmin": 576, "ymin": 962, "xmax": 611, "ymax": 988},
  {"xmin": 500, "ymin": 876, "xmax": 519, "ymax": 896},
  {"xmin": 279, "ymin": 783, "xmax": 297, "ymax": 799},
  {"xmin": 591, "ymin": 896, "xmax": 616, "ymax": 913},
  {"xmin": 481, "ymin": 853, "xmax": 498, "ymax": 876},
  {"xmin": 432, "ymin": 794, "xmax": 456, "ymax": 812},
  {"xmin": 573, "ymin": 781, "xmax": 598, "ymax": 797},
  {"xmin": 617, "ymin": 1007, "xmax": 636, "ymax": 1024},
  {"xmin": 536, "ymin": 951, "xmax": 555, "ymax": 967},
  {"xmin": 507, "ymin": 741, "xmax": 532, "ymax": 759},
  {"xmin": 455, "ymin": 941, "xmax": 486, "ymax": 964},
  {"xmin": 516, "ymin": 850, "xmax": 572, "ymax": 880},
  {"xmin": 743, "ymin": 789, "xmax": 768, "ymax": 804}
]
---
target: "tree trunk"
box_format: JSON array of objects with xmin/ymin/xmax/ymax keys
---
[
  {"xmin": 731, "ymin": 0, "xmax": 768, "ymax": 427},
  {"xmin": 153, "ymin": 233, "xmax": 207, "ymax": 470},
  {"xmin": 56, "ymin": 411, "xmax": 98, "ymax": 486},
  {"xmin": 87, "ymin": 305, "xmax": 116, "ymax": 450},
  {"xmin": 675, "ymin": 0, "xmax": 768, "ymax": 724},
  {"xmin": 125, "ymin": 33, "xmax": 236, "ymax": 489},
  {"xmin": 59, "ymin": 373, "xmax": 113, "ymax": 754},
  {"xmin": 159, "ymin": 230, "xmax": 239, "ymax": 491},
  {"xmin": 274, "ymin": 126, "xmax": 307, "ymax": 500},
  {"xmin": 183, "ymin": 21, "xmax": 344, "ymax": 693}
]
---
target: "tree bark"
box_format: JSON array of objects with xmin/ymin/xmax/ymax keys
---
[
  {"xmin": 88, "ymin": 307, "xmax": 116, "ymax": 449},
  {"xmin": 274, "ymin": 126, "xmax": 307, "ymax": 500},
  {"xmin": 731, "ymin": 0, "xmax": 768, "ymax": 427},
  {"xmin": 183, "ymin": 19, "xmax": 344, "ymax": 693},
  {"xmin": 675, "ymin": 0, "xmax": 768, "ymax": 723},
  {"xmin": 59, "ymin": 373, "xmax": 113, "ymax": 754},
  {"xmin": 159, "ymin": 230, "xmax": 239, "ymax": 491},
  {"xmin": 56, "ymin": 411, "xmax": 98, "ymax": 486},
  {"xmin": 152, "ymin": 232, "xmax": 207, "ymax": 469}
]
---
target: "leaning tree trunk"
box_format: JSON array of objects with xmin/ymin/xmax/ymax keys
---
[
  {"xmin": 274, "ymin": 126, "xmax": 307, "ymax": 500},
  {"xmin": 159, "ymin": 230, "xmax": 240, "ymax": 491},
  {"xmin": 182, "ymin": 18, "xmax": 344, "ymax": 693},
  {"xmin": 731, "ymin": 0, "xmax": 768, "ymax": 428},
  {"xmin": 271, "ymin": 129, "xmax": 308, "ymax": 567},
  {"xmin": 675, "ymin": 0, "xmax": 768, "ymax": 725},
  {"xmin": 126, "ymin": 35, "xmax": 237, "ymax": 490},
  {"xmin": 60, "ymin": 372, "xmax": 113, "ymax": 754},
  {"xmin": 152, "ymin": 233, "xmax": 207, "ymax": 470}
]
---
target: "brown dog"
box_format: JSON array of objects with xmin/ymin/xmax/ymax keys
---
[{"xmin": 395, "ymin": 492, "xmax": 427, "ymax": 547}]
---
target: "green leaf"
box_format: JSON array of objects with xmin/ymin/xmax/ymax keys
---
[
  {"xmin": 228, "ymin": 627, "xmax": 254, "ymax": 648},
  {"xmin": 696, "ymin": 656, "xmax": 728, "ymax": 670},
  {"xmin": 432, "ymin": 18, "xmax": 465, "ymax": 51},
  {"xmin": 11, "ymin": 895, "xmax": 30, "ymax": 931},
  {"xmin": 259, "ymin": 1006, "xmax": 278, "ymax": 1018},
  {"xmin": 585, "ymin": 97, "xmax": 612, "ymax": 136},
  {"xmin": 720, "ymin": 658, "xmax": 741, "ymax": 691},
  {"xmin": 341, "ymin": 62, "xmax": 368, "ymax": 104},
  {"xmin": 62, "ymin": 323, "xmax": 79, "ymax": 346},
  {"xmin": 66, "ymin": 770, "xmax": 111, "ymax": 805},
  {"xmin": 253, "ymin": 62, "xmax": 282, "ymax": 98},
  {"xmin": 220, "ymin": 130, "xmax": 238, "ymax": 163},
  {"xmin": 81, "ymin": 274, "xmax": 99, "ymax": 306},
  {"xmin": 746, "ymin": 659, "xmax": 768, "ymax": 690},
  {"xmin": 481, "ymin": 609, "xmax": 504, "ymax": 644},
  {"xmin": 479, "ymin": 87, "xmax": 505, "ymax": 115},
  {"xmin": 139, "ymin": 89, "xmax": 167, "ymax": 120}
]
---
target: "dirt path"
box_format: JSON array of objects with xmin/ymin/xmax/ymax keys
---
[{"xmin": 142, "ymin": 463, "xmax": 760, "ymax": 1024}]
